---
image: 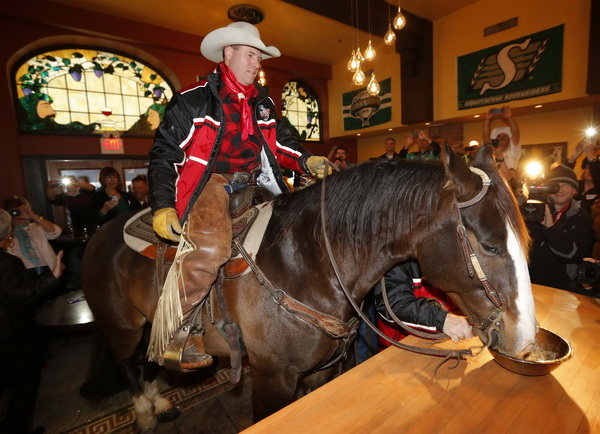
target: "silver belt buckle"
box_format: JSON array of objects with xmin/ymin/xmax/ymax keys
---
[{"xmin": 232, "ymin": 172, "xmax": 250, "ymax": 186}]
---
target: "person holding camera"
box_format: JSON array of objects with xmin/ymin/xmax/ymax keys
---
[
  {"xmin": 0, "ymin": 208, "xmax": 63, "ymax": 434},
  {"xmin": 46, "ymin": 175, "xmax": 95, "ymax": 234},
  {"xmin": 327, "ymin": 146, "xmax": 351, "ymax": 169},
  {"xmin": 482, "ymin": 106, "xmax": 521, "ymax": 181},
  {"xmin": 89, "ymin": 166, "xmax": 131, "ymax": 226},
  {"xmin": 566, "ymin": 138, "xmax": 600, "ymax": 214},
  {"xmin": 527, "ymin": 165, "xmax": 595, "ymax": 295},
  {"xmin": 2, "ymin": 195, "xmax": 63, "ymax": 278},
  {"xmin": 400, "ymin": 129, "xmax": 441, "ymax": 160}
]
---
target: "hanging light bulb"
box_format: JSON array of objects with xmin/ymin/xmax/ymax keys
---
[
  {"xmin": 356, "ymin": 48, "xmax": 365, "ymax": 63},
  {"xmin": 393, "ymin": 6, "xmax": 406, "ymax": 30},
  {"xmin": 258, "ymin": 69, "xmax": 267, "ymax": 86},
  {"xmin": 352, "ymin": 65, "xmax": 366, "ymax": 86},
  {"xmin": 367, "ymin": 73, "xmax": 380, "ymax": 96},
  {"xmin": 347, "ymin": 50, "xmax": 359, "ymax": 72},
  {"xmin": 364, "ymin": 40, "xmax": 376, "ymax": 61},
  {"xmin": 384, "ymin": 24, "xmax": 396, "ymax": 45}
]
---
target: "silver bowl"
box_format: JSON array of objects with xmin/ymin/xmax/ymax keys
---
[{"xmin": 489, "ymin": 327, "xmax": 573, "ymax": 376}]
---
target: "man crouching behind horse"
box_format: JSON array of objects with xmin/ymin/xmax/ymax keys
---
[{"xmin": 147, "ymin": 22, "xmax": 330, "ymax": 370}]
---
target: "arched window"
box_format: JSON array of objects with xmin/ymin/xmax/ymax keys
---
[
  {"xmin": 281, "ymin": 80, "xmax": 321, "ymax": 141},
  {"xmin": 13, "ymin": 47, "xmax": 175, "ymax": 137}
]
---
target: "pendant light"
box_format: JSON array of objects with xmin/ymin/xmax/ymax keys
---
[
  {"xmin": 347, "ymin": 50, "xmax": 359, "ymax": 72},
  {"xmin": 384, "ymin": 3, "xmax": 396, "ymax": 45},
  {"xmin": 393, "ymin": 2, "xmax": 406, "ymax": 30},
  {"xmin": 384, "ymin": 24, "xmax": 396, "ymax": 45},
  {"xmin": 352, "ymin": 66, "xmax": 366, "ymax": 86},
  {"xmin": 367, "ymin": 73, "xmax": 380, "ymax": 96},
  {"xmin": 257, "ymin": 69, "xmax": 267, "ymax": 86},
  {"xmin": 364, "ymin": 40, "xmax": 376, "ymax": 61}
]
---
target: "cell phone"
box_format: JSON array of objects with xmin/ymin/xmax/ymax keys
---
[
  {"xmin": 111, "ymin": 195, "xmax": 118, "ymax": 202},
  {"xmin": 491, "ymin": 108, "xmax": 503, "ymax": 114},
  {"xmin": 413, "ymin": 130, "xmax": 419, "ymax": 139}
]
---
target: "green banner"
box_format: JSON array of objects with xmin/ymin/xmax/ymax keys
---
[
  {"xmin": 342, "ymin": 77, "xmax": 391, "ymax": 130},
  {"xmin": 457, "ymin": 25, "xmax": 563, "ymax": 110}
]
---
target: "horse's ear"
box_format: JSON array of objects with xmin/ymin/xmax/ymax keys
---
[
  {"xmin": 471, "ymin": 143, "xmax": 497, "ymax": 171},
  {"xmin": 443, "ymin": 143, "xmax": 483, "ymax": 201}
]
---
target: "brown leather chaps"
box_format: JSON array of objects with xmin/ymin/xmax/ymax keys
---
[{"xmin": 178, "ymin": 174, "xmax": 232, "ymax": 318}]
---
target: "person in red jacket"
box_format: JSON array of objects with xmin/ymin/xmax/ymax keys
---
[{"xmin": 147, "ymin": 22, "xmax": 330, "ymax": 370}]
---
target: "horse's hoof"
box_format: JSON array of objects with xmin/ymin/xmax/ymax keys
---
[{"xmin": 157, "ymin": 406, "xmax": 181, "ymax": 423}]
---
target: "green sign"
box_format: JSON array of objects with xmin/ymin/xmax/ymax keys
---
[
  {"xmin": 457, "ymin": 25, "xmax": 563, "ymax": 110},
  {"xmin": 342, "ymin": 77, "xmax": 392, "ymax": 130}
]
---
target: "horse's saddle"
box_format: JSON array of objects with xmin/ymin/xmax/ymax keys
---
[{"xmin": 123, "ymin": 186, "xmax": 274, "ymax": 278}]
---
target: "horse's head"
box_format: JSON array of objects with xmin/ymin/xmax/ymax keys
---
[{"xmin": 416, "ymin": 145, "xmax": 537, "ymax": 357}]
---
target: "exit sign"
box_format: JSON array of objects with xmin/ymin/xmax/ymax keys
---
[{"xmin": 100, "ymin": 136, "xmax": 124, "ymax": 154}]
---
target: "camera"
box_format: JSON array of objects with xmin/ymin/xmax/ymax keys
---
[
  {"xmin": 576, "ymin": 261, "xmax": 600, "ymax": 287},
  {"xmin": 491, "ymin": 138, "xmax": 499, "ymax": 148},
  {"xmin": 8, "ymin": 208, "xmax": 20, "ymax": 217},
  {"xmin": 413, "ymin": 130, "xmax": 419, "ymax": 139},
  {"xmin": 491, "ymin": 108, "xmax": 503, "ymax": 114},
  {"xmin": 519, "ymin": 182, "xmax": 560, "ymax": 222}
]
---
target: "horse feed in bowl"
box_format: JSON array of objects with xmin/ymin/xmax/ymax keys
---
[{"xmin": 489, "ymin": 327, "xmax": 573, "ymax": 376}]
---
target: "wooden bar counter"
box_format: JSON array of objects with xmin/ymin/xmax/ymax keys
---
[{"xmin": 243, "ymin": 284, "xmax": 600, "ymax": 433}]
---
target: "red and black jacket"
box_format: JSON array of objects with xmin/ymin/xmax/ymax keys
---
[{"xmin": 149, "ymin": 66, "xmax": 312, "ymax": 222}]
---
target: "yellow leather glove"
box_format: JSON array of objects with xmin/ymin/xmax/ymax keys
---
[
  {"xmin": 306, "ymin": 156, "xmax": 333, "ymax": 179},
  {"xmin": 152, "ymin": 207, "xmax": 181, "ymax": 242}
]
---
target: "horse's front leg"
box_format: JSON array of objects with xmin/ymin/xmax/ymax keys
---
[
  {"xmin": 250, "ymin": 366, "xmax": 300, "ymax": 421},
  {"xmin": 294, "ymin": 366, "xmax": 339, "ymax": 400},
  {"xmin": 141, "ymin": 360, "xmax": 180, "ymax": 423},
  {"xmin": 117, "ymin": 359, "xmax": 157, "ymax": 432}
]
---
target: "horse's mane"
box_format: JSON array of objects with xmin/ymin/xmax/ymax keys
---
[
  {"xmin": 273, "ymin": 159, "xmax": 447, "ymax": 257},
  {"xmin": 480, "ymin": 166, "xmax": 531, "ymax": 259},
  {"xmin": 273, "ymin": 157, "xmax": 530, "ymax": 260}
]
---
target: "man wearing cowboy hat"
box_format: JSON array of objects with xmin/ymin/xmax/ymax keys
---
[
  {"xmin": 527, "ymin": 164, "xmax": 594, "ymax": 295},
  {"xmin": 147, "ymin": 21, "xmax": 331, "ymax": 370},
  {"xmin": 482, "ymin": 106, "xmax": 521, "ymax": 182}
]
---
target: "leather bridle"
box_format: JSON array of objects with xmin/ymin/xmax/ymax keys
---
[{"xmin": 454, "ymin": 167, "xmax": 506, "ymax": 345}]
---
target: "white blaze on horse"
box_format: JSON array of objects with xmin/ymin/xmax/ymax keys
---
[{"xmin": 82, "ymin": 145, "xmax": 537, "ymax": 431}]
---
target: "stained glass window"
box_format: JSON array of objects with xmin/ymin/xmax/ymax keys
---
[
  {"xmin": 281, "ymin": 80, "xmax": 321, "ymax": 141},
  {"xmin": 13, "ymin": 48, "xmax": 174, "ymax": 137}
]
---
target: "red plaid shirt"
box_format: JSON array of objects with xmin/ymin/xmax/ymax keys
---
[{"xmin": 214, "ymin": 84, "xmax": 261, "ymax": 173}]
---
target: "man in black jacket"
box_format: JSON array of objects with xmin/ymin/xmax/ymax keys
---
[{"xmin": 0, "ymin": 209, "xmax": 63, "ymax": 434}]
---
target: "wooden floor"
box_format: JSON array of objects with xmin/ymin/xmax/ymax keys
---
[{"xmin": 243, "ymin": 284, "xmax": 600, "ymax": 433}]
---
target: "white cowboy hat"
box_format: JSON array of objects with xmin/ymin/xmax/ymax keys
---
[
  {"xmin": 491, "ymin": 126, "xmax": 512, "ymax": 142},
  {"xmin": 200, "ymin": 22, "xmax": 281, "ymax": 63}
]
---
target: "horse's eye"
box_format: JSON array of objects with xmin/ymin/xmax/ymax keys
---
[{"xmin": 481, "ymin": 243, "xmax": 500, "ymax": 255}]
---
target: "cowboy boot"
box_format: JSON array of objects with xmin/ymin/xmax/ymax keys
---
[{"xmin": 166, "ymin": 174, "xmax": 232, "ymax": 370}]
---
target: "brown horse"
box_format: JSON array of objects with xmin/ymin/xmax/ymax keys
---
[{"xmin": 82, "ymin": 146, "xmax": 537, "ymax": 431}]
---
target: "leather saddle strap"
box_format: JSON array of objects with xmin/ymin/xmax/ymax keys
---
[
  {"xmin": 214, "ymin": 268, "xmax": 243, "ymax": 384},
  {"xmin": 278, "ymin": 294, "xmax": 352, "ymax": 339},
  {"xmin": 232, "ymin": 238, "xmax": 353, "ymax": 339}
]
